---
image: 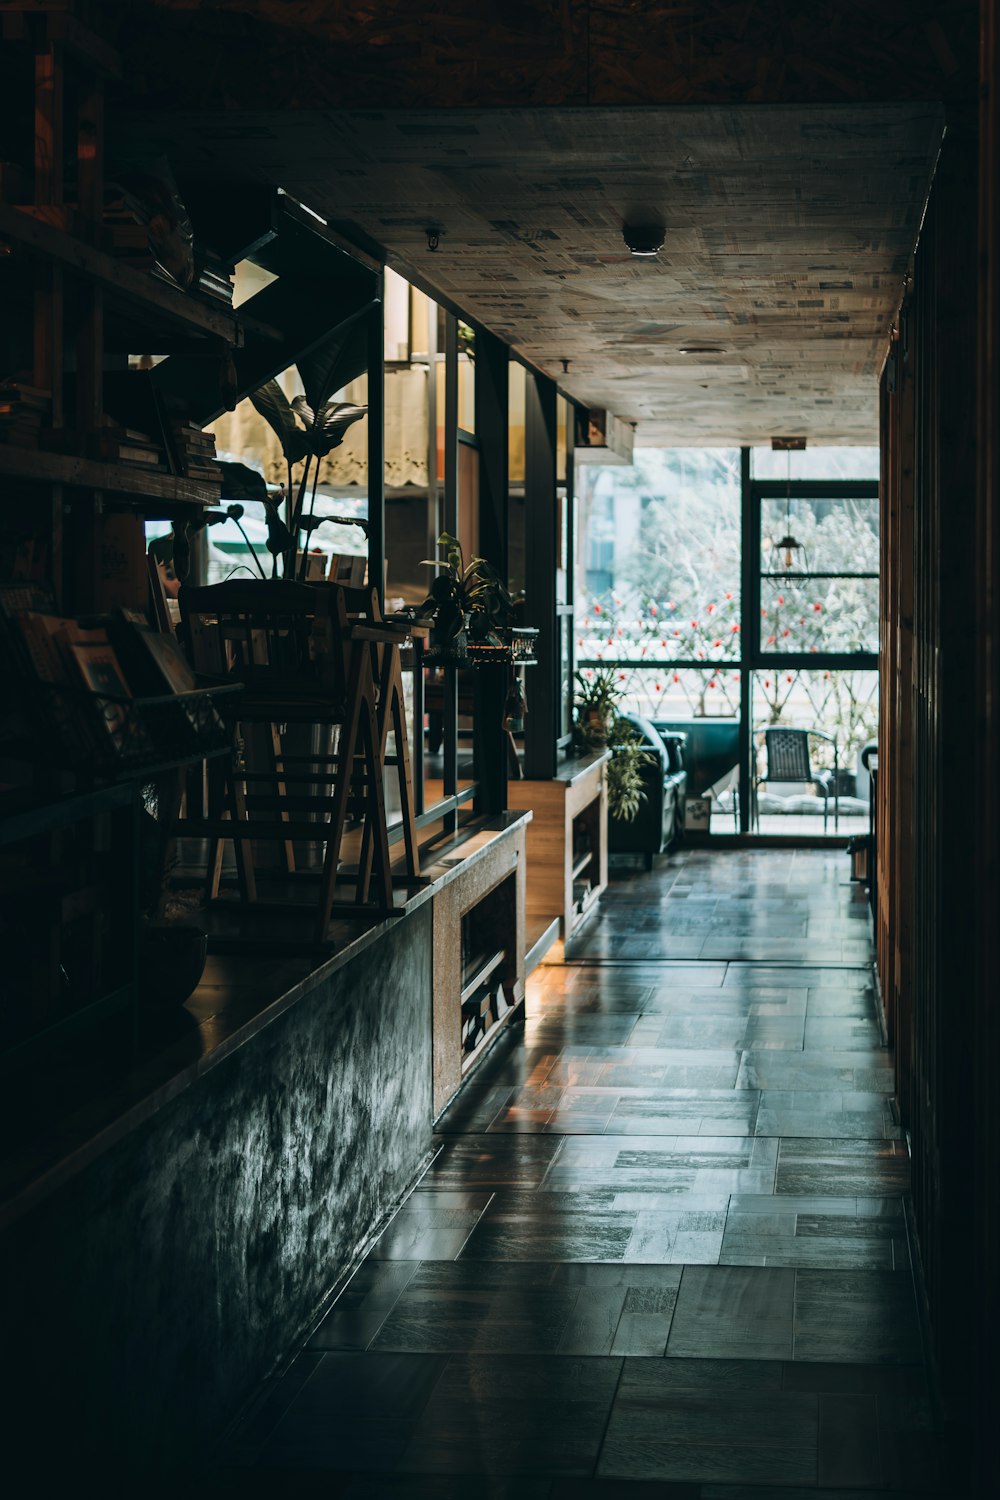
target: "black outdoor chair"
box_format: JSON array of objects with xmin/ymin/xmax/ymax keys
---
[{"xmin": 754, "ymin": 727, "xmax": 839, "ymax": 833}]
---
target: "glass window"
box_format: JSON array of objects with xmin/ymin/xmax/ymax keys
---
[
  {"xmin": 575, "ymin": 449, "xmax": 741, "ymax": 647},
  {"xmin": 751, "ymin": 446, "xmax": 880, "ymax": 480},
  {"xmin": 751, "ymin": 668, "xmax": 878, "ymax": 832},
  {"xmin": 760, "ymin": 494, "xmax": 879, "ymax": 654}
]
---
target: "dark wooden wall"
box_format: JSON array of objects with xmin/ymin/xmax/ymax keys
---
[
  {"xmin": 972, "ymin": 0, "xmax": 1000, "ymax": 1490},
  {"xmin": 878, "ymin": 64, "xmax": 998, "ymax": 1483}
]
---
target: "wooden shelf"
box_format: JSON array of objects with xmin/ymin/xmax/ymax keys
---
[
  {"xmin": 0, "ymin": 444, "xmax": 221, "ymax": 506},
  {"xmin": 431, "ymin": 819, "xmax": 527, "ymax": 1117},
  {"xmin": 0, "ymin": 202, "xmax": 242, "ymax": 345},
  {"xmin": 514, "ymin": 752, "xmax": 609, "ymax": 941},
  {"xmin": 571, "ymin": 883, "xmax": 602, "ymax": 934},
  {"xmin": 460, "ymin": 946, "xmax": 505, "ymax": 1004}
]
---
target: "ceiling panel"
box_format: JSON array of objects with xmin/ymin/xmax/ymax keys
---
[{"xmin": 121, "ymin": 102, "xmax": 943, "ymax": 444}]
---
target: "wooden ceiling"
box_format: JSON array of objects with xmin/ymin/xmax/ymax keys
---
[
  {"xmin": 112, "ymin": 2, "xmax": 970, "ymax": 444},
  {"xmin": 125, "ymin": 102, "xmax": 944, "ymax": 445}
]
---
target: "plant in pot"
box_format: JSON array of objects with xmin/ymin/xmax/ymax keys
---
[
  {"xmin": 420, "ymin": 532, "xmax": 516, "ymax": 656},
  {"xmin": 606, "ymin": 718, "xmax": 657, "ymax": 823},
  {"xmin": 248, "ymin": 342, "xmax": 368, "ymax": 579},
  {"xmin": 574, "ymin": 669, "xmax": 655, "ymax": 822},
  {"xmin": 574, "ymin": 666, "xmax": 624, "ymax": 748}
]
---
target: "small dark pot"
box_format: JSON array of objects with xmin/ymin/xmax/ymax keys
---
[
  {"xmin": 140, "ymin": 920, "xmax": 208, "ymax": 1007},
  {"xmin": 429, "ymin": 611, "xmax": 470, "ymax": 662}
]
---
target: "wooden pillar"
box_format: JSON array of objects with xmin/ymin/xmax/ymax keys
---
[
  {"xmin": 973, "ymin": 2, "xmax": 1000, "ymax": 1488},
  {"xmin": 474, "ymin": 327, "xmax": 510, "ymax": 815},
  {"xmin": 523, "ymin": 368, "xmax": 558, "ymax": 780}
]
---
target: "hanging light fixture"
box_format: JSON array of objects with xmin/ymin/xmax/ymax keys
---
[{"xmin": 770, "ymin": 436, "xmax": 807, "ymax": 574}]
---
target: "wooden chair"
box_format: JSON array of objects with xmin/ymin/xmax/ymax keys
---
[{"xmin": 177, "ymin": 579, "xmax": 419, "ymax": 943}]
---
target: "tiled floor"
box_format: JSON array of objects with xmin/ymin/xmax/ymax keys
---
[{"xmin": 224, "ymin": 849, "xmax": 950, "ymax": 1495}]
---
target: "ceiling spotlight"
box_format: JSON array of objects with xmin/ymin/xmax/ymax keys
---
[{"xmin": 622, "ymin": 223, "xmax": 665, "ymax": 258}]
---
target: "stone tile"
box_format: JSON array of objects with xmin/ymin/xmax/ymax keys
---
[
  {"xmin": 666, "ymin": 1266, "xmax": 796, "ymax": 1360},
  {"xmin": 399, "ymin": 1354, "xmax": 623, "ymax": 1475},
  {"xmin": 598, "ymin": 1360, "xmax": 818, "ymax": 1484},
  {"xmin": 793, "ymin": 1270, "xmax": 923, "ymax": 1363}
]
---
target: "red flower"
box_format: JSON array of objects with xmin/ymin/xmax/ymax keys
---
[
  {"xmin": 764, "ymin": 679, "xmax": 771, "ymax": 689},
  {"xmin": 618, "ymin": 672, "xmax": 626, "ymax": 681},
  {"xmin": 660, "ymin": 639, "xmax": 667, "ymax": 647},
  {"xmin": 707, "ymin": 602, "xmax": 715, "ymax": 614},
  {"xmin": 691, "ymin": 620, "xmax": 699, "ymax": 628},
  {"xmin": 655, "ymin": 680, "xmax": 662, "ymax": 691},
  {"xmin": 767, "ymin": 634, "xmax": 776, "ymax": 644},
  {"xmin": 673, "ymin": 673, "xmax": 680, "ymax": 684},
  {"xmin": 709, "ymin": 679, "xmax": 718, "ymax": 689},
  {"xmin": 607, "ymin": 637, "xmax": 614, "ymax": 645},
  {"xmin": 650, "ymin": 604, "xmax": 658, "ymax": 616},
  {"xmin": 713, "ymin": 639, "xmax": 722, "ymax": 648},
  {"xmin": 761, "ymin": 608, "xmax": 768, "ymax": 617},
  {"xmin": 725, "ymin": 591, "xmax": 733, "ymax": 600},
  {"xmin": 782, "ymin": 628, "xmax": 790, "ymax": 637},
  {"xmin": 731, "ymin": 623, "xmax": 740, "ymax": 633},
  {"xmin": 777, "ymin": 594, "xmax": 785, "ymax": 605},
  {"xmin": 786, "ymin": 674, "xmax": 793, "ymax": 683},
  {"xmin": 731, "ymin": 673, "xmax": 740, "ymax": 682},
  {"xmin": 668, "ymin": 600, "xmax": 676, "ymax": 609},
  {"xmin": 593, "ymin": 602, "xmax": 602, "ymax": 614},
  {"xmin": 585, "ymin": 669, "xmax": 594, "ymax": 679},
  {"xmin": 673, "ymin": 628, "xmax": 680, "ymax": 637},
  {"xmin": 823, "ymin": 671, "xmax": 831, "ymax": 680},
  {"xmin": 813, "ymin": 602, "xmax": 822, "ymax": 612},
  {"xmin": 810, "ymin": 645, "xmax": 818, "ymax": 653},
  {"xmin": 616, "ymin": 627, "xmax": 623, "ymax": 637}
]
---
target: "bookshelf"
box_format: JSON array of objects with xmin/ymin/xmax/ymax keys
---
[
  {"xmin": 515, "ymin": 750, "xmax": 610, "ymax": 943},
  {"xmin": 0, "ymin": 4, "xmax": 247, "ymax": 1065}
]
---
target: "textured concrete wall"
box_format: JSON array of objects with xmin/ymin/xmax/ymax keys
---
[{"xmin": 0, "ymin": 904, "xmax": 433, "ymax": 1475}]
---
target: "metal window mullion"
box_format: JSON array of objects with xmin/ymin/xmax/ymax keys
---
[
  {"xmin": 740, "ymin": 447, "xmax": 756, "ymax": 832},
  {"xmin": 442, "ymin": 314, "xmax": 459, "ymax": 830}
]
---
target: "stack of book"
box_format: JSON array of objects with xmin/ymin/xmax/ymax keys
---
[
  {"xmin": 195, "ymin": 251, "xmax": 235, "ymax": 306},
  {"xmin": 103, "ymin": 197, "xmax": 156, "ymax": 269},
  {"xmin": 1, "ymin": 602, "xmax": 224, "ymax": 769},
  {"xmin": 0, "ymin": 383, "xmax": 49, "ymax": 449},
  {"xmin": 89, "ymin": 423, "xmax": 167, "ymax": 472},
  {"xmin": 169, "ymin": 420, "xmax": 220, "ymax": 481}
]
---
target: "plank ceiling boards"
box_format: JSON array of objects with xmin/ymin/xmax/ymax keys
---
[
  {"xmin": 118, "ymin": 1, "xmax": 978, "ymax": 112},
  {"xmin": 120, "ymin": 102, "xmax": 944, "ymax": 444}
]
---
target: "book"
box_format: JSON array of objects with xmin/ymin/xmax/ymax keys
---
[
  {"xmin": 60, "ymin": 632, "xmax": 140, "ymax": 760},
  {"xmin": 108, "ymin": 607, "xmax": 196, "ymax": 697}
]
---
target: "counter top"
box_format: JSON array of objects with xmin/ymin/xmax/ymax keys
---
[{"xmin": 0, "ymin": 810, "xmax": 531, "ymax": 1228}]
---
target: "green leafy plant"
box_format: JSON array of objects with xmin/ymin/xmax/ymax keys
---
[
  {"xmin": 248, "ymin": 339, "xmax": 367, "ymax": 577},
  {"xmin": 606, "ymin": 719, "xmax": 656, "ymax": 822},
  {"xmin": 420, "ymin": 532, "xmax": 516, "ymax": 644},
  {"xmin": 574, "ymin": 665, "xmax": 625, "ymax": 747},
  {"xmin": 575, "ymin": 668, "xmax": 655, "ymax": 821}
]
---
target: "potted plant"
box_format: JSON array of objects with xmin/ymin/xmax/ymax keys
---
[
  {"xmin": 607, "ymin": 719, "xmax": 656, "ymax": 823},
  {"xmin": 420, "ymin": 531, "xmax": 516, "ymax": 657},
  {"xmin": 248, "ymin": 343, "xmax": 368, "ymax": 579},
  {"xmin": 574, "ymin": 669, "xmax": 655, "ymax": 822},
  {"xmin": 574, "ymin": 666, "xmax": 624, "ymax": 748}
]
